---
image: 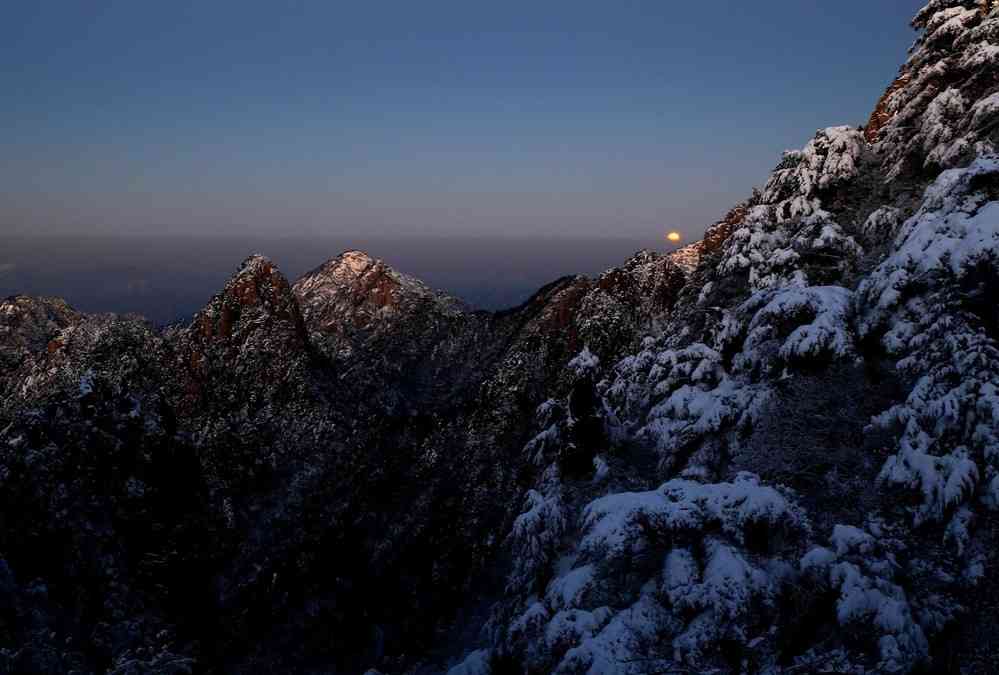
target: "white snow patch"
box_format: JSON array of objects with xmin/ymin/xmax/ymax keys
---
[
  {"xmin": 447, "ymin": 649, "xmax": 492, "ymax": 675},
  {"xmin": 569, "ymin": 347, "xmax": 600, "ymax": 376}
]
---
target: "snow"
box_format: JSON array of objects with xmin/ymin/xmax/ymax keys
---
[
  {"xmin": 723, "ymin": 285, "xmax": 857, "ymax": 377},
  {"xmin": 922, "ymin": 6, "xmax": 978, "ymax": 41},
  {"xmin": 972, "ymin": 91, "xmax": 999, "ymax": 127},
  {"xmin": 809, "ymin": 126, "xmax": 866, "ymax": 191},
  {"xmin": 292, "ymin": 248, "xmax": 467, "ymax": 343},
  {"xmin": 668, "ymin": 538, "xmax": 783, "ymax": 662},
  {"xmin": 878, "ymin": 4, "xmax": 999, "ymax": 177},
  {"xmin": 876, "ymin": 405, "xmax": 982, "ymax": 525},
  {"xmin": 672, "ymin": 538, "xmax": 770, "ymax": 620},
  {"xmin": 711, "ymin": 126, "xmax": 867, "ymax": 292},
  {"xmin": 760, "ymin": 127, "xmax": 865, "ymax": 204},
  {"xmin": 568, "ymin": 348, "xmax": 600, "ymax": 376},
  {"xmin": 591, "ymin": 455, "xmax": 609, "ymax": 483},
  {"xmin": 497, "ymin": 470, "xmax": 811, "ymax": 671},
  {"xmin": 812, "ymin": 221, "xmax": 858, "ymax": 251},
  {"xmin": 78, "ymin": 368, "xmax": 95, "ymax": 395},
  {"xmin": 965, "ymin": 557, "xmax": 986, "ymax": 584},
  {"xmin": 544, "ymin": 607, "xmax": 612, "ymax": 652},
  {"xmin": 340, "ymin": 250, "xmax": 374, "ymax": 275},
  {"xmin": 645, "ymin": 380, "xmax": 748, "ymax": 447},
  {"xmin": 581, "ymin": 473, "xmax": 809, "ymax": 558},
  {"xmin": 507, "ymin": 467, "xmax": 568, "ymax": 592},
  {"xmin": 668, "ymin": 242, "xmax": 702, "ymax": 275},
  {"xmin": 551, "ymin": 595, "xmax": 671, "ymax": 675},
  {"xmin": 475, "ymin": 5, "xmax": 999, "ymax": 672},
  {"xmin": 864, "ymin": 206, "xmax": 903, "ymax": 241},
  {"xmin": 236, "ymin": 253, "xmax": 273, "ymax": 276},
  {"xmin": 830, "ymin": 524, "xmax": 875, "ymax": 556},
  {"xmin": 984, "ymin": 474, "xmax": 999, "ymax": 510},
  {"xmin": 602, "ymin": 339, "xmax": 772, "ymax": 472},
  {"xmin": 525, "ymin": 423, "xmax": 562, "ymax": 465},
  {"xmin": 546, "ymin": 564, "xmax": 596, "ymax": 609},
  {"xmin": 873, "ymin": 157, "xmax": 999, "ymax": 285},
  {"xmin": 510, "ymin": 600, "xmax": 549, "ymax": 637},
  {"xmin": 803, "ymin": 525, "xmax": 929, "ymax": 673},
  {"xmin": 447, "ymin": 649, "xmax": 492, "ymax": 675},
  {"xmin": 943, "ymin": 506, "xmax": 975, "ymax": 555},
  {"xmin": 662, "ymin": 548, "xmax": 700, "ymax": 607},
  {"xmin": 858, "ymin": 157, "xmax": 999, "ymax": 532},
  {"xmin": 719, "ymin": 223, "xmax": 805, "ymax": 291},
  {"xmin": 960, "ymin": 41, "xmax": 999, "ymax": 68},
  {"xmin": 579, "ymin": 489, "xmax": 669, "ymax": 558},
  {"xmin": 604, "ymin": 342, "xmax": 728, "ymax": 442}
]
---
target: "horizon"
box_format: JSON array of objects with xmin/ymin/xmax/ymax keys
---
[
  {"xmin": 2, "ymin": 1, "xmax": 918, "ymax": 241},
  {"xmin": 1, "ymin": 233, "xmax": 678, "ymax": 324}
]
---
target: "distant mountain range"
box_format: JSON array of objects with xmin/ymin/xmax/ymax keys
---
[{"xmin": 2, "ymin": 2, "xmax": 999, "ymax": 673}]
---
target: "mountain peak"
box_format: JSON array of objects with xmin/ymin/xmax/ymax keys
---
[
  {"xmin": 231, "ymin": 253, "xmax": 279, "ymax": 280},
  {"xmin": 187, "ymin": 254, "xmax": 304, "ymax": 346},
  {"xmin": 866, "ymin": 0, "xmax": 999, "ymax": 178},
  {"xmin": 303, "ymin": 249, "xmax": 404, "ymax": 286},
  {"xmin": 0, "ymin": 295, "xmax": 82, "ymax": 372},
  {"xmin": 338, "ymin": 249, "xmax": 377, "ymax": 271},
  {"xmin": 176, "ymin": 255, "xmax": 310, "ymax": 414},
  {"xmin": 220, "ymin": 254, "xmax": 293, "ymax": 311},
  {"xmin": 294, "ymin": 250, "xmax": 463, "ymax": 327}
]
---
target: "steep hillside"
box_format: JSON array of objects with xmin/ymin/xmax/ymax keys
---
[{"xmin": 446, "ymin": 3, "xmax": 999, "ymax": 674}]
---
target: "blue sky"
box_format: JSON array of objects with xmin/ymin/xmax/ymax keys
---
[{"xmin": 2, "ymin": 1, "xmax": 920, "ymax": 239}]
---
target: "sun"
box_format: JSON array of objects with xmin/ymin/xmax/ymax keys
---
[{"xmin": 666, "ymin": 231, "xmax": 682, "ymax": 243}]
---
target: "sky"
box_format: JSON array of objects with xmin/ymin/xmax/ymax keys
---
[{"xmin": 1, "ymin": 1, "xmax": 921, "ymax": 240}]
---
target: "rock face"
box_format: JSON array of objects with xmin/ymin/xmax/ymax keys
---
[
  {"xmin": 2, "ymin": 2, "xmax": 999, "ymax": 673},
  {"xmin": 294, "ymin": 250, "xmax": 467, "ymax": 348},
  {"xmin": 0, "ymin": 295, "xmax": 82, "ymax": 395},
  {"xmin": 293, "ymin": 249, "xmax": 484, "ymax": 408},
  {"xmin": 176, "ymin": 254, "xmax": 313, "ymax": 413},
  {"xmin": 0, "ymin": 295, "xmax": 81, "ymax": 361}
]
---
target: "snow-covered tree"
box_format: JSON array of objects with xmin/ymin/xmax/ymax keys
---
[
  {"xmin": 858, "ymin": 157, "xmax": 999, "ymax": 538},
  {"xmin": 493, "ymin": 473, "xmax": 811, "ymax": 674}
]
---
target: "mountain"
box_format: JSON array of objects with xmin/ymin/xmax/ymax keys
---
[
  {"xmin": 1, "ymin": 2, "xmax": 998, "ymax": 673},
  {"xmin": 0, "ymin": 295, "xmax": 80, "ymax": 389}
]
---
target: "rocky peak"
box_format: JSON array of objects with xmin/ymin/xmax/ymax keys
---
[
  {"xmin": 175, "ymin": 255, "xmax": 311, "ymax": 414},
  {"xmin": 0, "ymin": 295, "xmax": 82, "ymax": 369},
  {"xmin": 596, "ymin": 250, "xmax": 687, "ymax": 316},
  {"xmin": 292, "ymin": 250, "xmax": 469, "ymax": 377},
  {"xmin": 294, "ymin": 250, "xmax": 464, "ymax": 331},
  {"xmin": 868, "ymin": 0, "xmax": 999, "ymax": 181},
  {"xmin": 665, "ymin": 203, "xmax": 754, "ymax": 283},
  {"xmin": 193, "ymin": 254, "xmax": 305, "ymax": 343},
  {"xmin": 667, "ymin": 243, "xmax": 703, "ymax": 275},
  {"xmin": 0, "ymin": 295, "xmax": 84, "ymax": 407}
]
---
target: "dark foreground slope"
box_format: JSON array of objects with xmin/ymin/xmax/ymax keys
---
[
  {"xmin": 448, "ymin": 3, "xmax": 999, "ymax": 674},
  {"xmin": 0, "ymin": 246, "xmax": 685, "ymax": 673},
  {"xmin": 2, "ymin": 2, "xmax": 999, "ymax": 673}
]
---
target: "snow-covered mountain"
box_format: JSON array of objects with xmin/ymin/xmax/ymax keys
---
[{"xmin": 1, "ymin": 2, "xmax": 998, "ymax": 673}]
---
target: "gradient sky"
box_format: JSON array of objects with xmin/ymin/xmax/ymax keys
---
[{"xmin": 2, "ymin": 1, "xmax": 920, "ymax": 239}]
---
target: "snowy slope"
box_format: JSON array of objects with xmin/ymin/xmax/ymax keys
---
[{"xmin": 448, "ymin": 3, "xmax": 999, "ymax": 674}]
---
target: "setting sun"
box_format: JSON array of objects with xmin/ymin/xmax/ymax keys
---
[{"xmin": 666, "ymin": 231, "xmax": 682, "ymax": 243}]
